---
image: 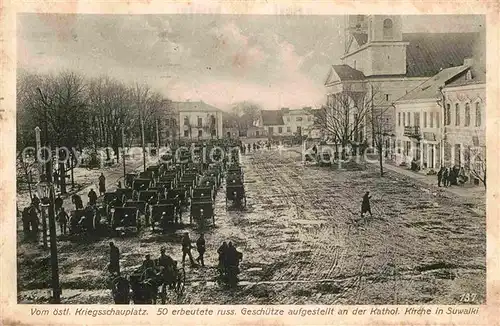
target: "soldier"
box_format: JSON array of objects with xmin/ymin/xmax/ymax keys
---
[
  {"xmin": 99, "ymin": 173, "xmax": 106, "ymax": 196},
  {"xmin": 437, "ymin": 166, "xmax": 444, "ymax": 187},
  {"xmin": 196, "ymin": 234, "xmax": 206, "ymax": 267},
  {"xmin": 142, "ymin": 254, "xmax": 155, "ymax": 270},
  {"xmin": 226, "ymin": 242, "xmax": 243, "ymax": 273},
  {"xmin": 181, "ymin": 232, "xmax": 197, "ymax": 267},
  {"xmin": 72, "ymin": 194, "xmax": 84, "ymax": 210},
  {"xmin": 217, "ymin": 241, "xmax": 228, "ymax": 271},
  {"xmin": 54, "ymin": 195, "xmax": 64, "ymax": 213},
  {"xmin": 361, "ymin": 191, "xmax": 372, "ymax": 219},
  {"xmin": 109, "ymin": 242, "xmax": 120, "ymax": 275},
  {"xmin": 442, "ymin": 168, "xmax": 449, "ymax": 187},
  {"xmin": 57, "ymin": 207, "xmax": 69, "ymax": 235},
  {"xmin": 88, "ymin": 188, "xmax": 98, "ymax": 206},
  {"xmin": 31, "ymin": 195, "xmax": 40, "ymax": 213}
]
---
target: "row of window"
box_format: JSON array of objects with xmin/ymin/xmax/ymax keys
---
[
  {"xmin": 268, "ymin": 126, "xmax": 302, "ymax": 134},
  {"xmin": 445, "ymin": 102, "xmax": 482, "ymax": 127},
  {"xmin": 286, "ymin": 116, "xmax": 312, "ymax": 122},
  {"xmin": 182, "ymin": 129, "xmax": 216, "ymax": 137},
  {"xmin": 183, "ymin": 115, "xmax": 217, "ymax": 127},
  {"xmin": 398, "ymin": 111, "xmax": 440, "ymax": 128}
]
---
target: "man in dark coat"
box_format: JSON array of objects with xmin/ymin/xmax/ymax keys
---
[
  {"xmin": 217, "ymin": 241, "xmax": 228, "ymax": 271},
  {"xmin": 88, "ymin": 189, "xmax": 98, "ymax": 206},
  {"xmin": 31, "ymin": 195, "xmax": 40, "ymax": 213},
  {"xmin": 361, "ymin": 191, "xmax": 372, "ymax": 218},
  {"xmin": 437, "ymin": 167, "xmax": 444, "ymax": 187},
  {"xmin": 72, "ymin": 194, "xmax": 84, "ymax": 210},
  {"xmin": 196, "ymin": 234, "xmax": 206, "ymax": 267},
  {"xmin": 442, "ymin": 168, "xmax": 449, "ymax": 187},
  {"xmin": 99, "ymin": 173, "xmax": 106, "ymax": 196},
  {"xmin": 109, "ymin": 242, "xmax": 120, "ymax": 275},
  {"xmin": 54, "ymin": 195, "xmax": 64, "ymax": 213},
  {"xmin": 181, "ymin": 232, "xmax": 197, "ymax": 267},
  {"xmin": 57, "ymin": 207, "xmax": 69, "ymax": 235},
  {"xmin": 142, "ymin": 254, "xmax": 155, "ymax": 270}
]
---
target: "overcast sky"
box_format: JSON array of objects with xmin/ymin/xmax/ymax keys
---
[{"xmin": 17, "ymin": 14, "xmax": 485, "ymax": 110}]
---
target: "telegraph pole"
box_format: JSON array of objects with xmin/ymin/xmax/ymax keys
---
[
  {"xmin": 36, "ymin": 87, "xmax": 61, "ymax": 303},
  {"xmin": 122, "ymin": 125, "xmax": 126, "ymax": 180},
  {"xmin": 140, "ymin": 110, "xmax": 146, "ymax": 172},
  {"xmin": 156, "ymin": 119, "xmax": 160, "ymax": 164}
]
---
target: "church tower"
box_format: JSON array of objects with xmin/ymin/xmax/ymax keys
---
[{"xmin": 342, "ymin": 15, "xmax": 408, "ymax": 76}]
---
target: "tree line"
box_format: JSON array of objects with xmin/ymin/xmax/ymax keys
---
[{"xmin": 17, "ymin": 69, "xmax": 172, "ymax": 160}]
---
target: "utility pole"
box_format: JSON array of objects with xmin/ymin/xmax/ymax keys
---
[
  {"xmin": 140, "ymin": 109, "xmax": 146, "ymax": 172},
  {"xmin": 156, "ymin": 119, "xmax": 160, "ymax": 164},
  {"xmin": 36, "ymin": 87, "xmax": 61, "ymax": 303},
  {"xmin": 122, "ymin": 125, "xmax": 126, "ymax": 181}
]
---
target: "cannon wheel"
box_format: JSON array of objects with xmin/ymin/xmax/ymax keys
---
[{"xmin": 175, "ymin": 267, "xmax": 186, "ymax": 296}]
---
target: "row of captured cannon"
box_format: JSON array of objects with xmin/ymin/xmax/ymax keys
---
[{"xmin": 91, "ymin": 145, "xmax": 247, "ymax": 235}]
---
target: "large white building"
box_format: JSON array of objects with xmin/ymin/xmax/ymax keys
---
[
  {"xmin": 393, "ymin": 64, "xmax": 470, "ymax": 169},
  {"xmin": 324, "ymin": 15, "xmax": 479, "ymax": 148},
  {"xmin": 257, "ymin": 107, "xmax": 320, "ymax": 139},
  {"xmin": 170, "ymin": 101, "xmax": 223, "ymax": 140}
]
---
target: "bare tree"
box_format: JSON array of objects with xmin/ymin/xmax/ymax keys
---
[
  {"xmin": 466, "ymin": 144, "xmax": 486, "ymax": 189},
  {"xmin": 315, "ymin": 85, "xmax": 376, "ymax": 159}
]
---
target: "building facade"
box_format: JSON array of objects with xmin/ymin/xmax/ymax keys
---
[
  {"xmin": 393, "ymin": 64, "xmax": 470, "ymax": 170},
  {"xmin": 442, "ymin": 62, "xmax": 486, "ymax": 184},
  {"xmin": 171, "ymin": 101, "xmax": 224, "ymax": 141},
  {"xmin": 258, "ymin": 107, "xmax": 318, "ymax": 139},
  {"xmin": 324, "ymin": 14, "xmax": 478, "ymax": 148}
]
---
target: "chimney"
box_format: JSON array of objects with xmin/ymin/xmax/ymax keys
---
[{"xmin": 464, "ymin": 58, "xmax": 474, "ymax": 66}]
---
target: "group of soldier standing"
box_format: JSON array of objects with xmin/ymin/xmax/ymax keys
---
[
  {"xmin": 109, "ymin": 232, "xmax": 242, "ymax": 277},
  {"xmin": 21, "ymin": 172, "xmax": 107, "ymax": 237}
]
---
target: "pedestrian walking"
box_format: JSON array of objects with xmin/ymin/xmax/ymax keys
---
[
  {"xmin": 57, "ymin": 207, "xmax": 69, "ymax": 235},
  {"xmin": 109, "ymin": 242, "xmax": 120, "ymax": 275},
  {"xmin": 99, "ymin": 173, "xmax": 106, "ymax": 196},
  {"xmin": 442, "ymin": 168, "xmax": 449, "ymax": 187},
  {"xmin": 88, "ymin": 188, "xmax": 98, "ymax": 206},
  {"xmin": 181, "ymin": 232, "xmax": 197, "ymax": 267},
  {"xmin": 361, "ymin": 191, "xmax": 372, "ymax": 218},
  {"xmin": 196, "ymin": 234, "xmax": 206, "ymax": 267},
  {"xmin": 437, "ymin": 167, "xmax": 444, "ymax": 187}
]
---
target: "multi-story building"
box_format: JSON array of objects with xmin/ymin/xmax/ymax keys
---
[
  {"xmin": 258, "ymin": 107, "xmax": 318, "ymax": 139},
  {"xmin": 393, "ymin": 63, "xmax": 470, "ymax": 170},
  {"xmin": 442, "ymin": 60, "xmax": 486, "ymax": 185},
  {"xmin": 170, "ymin": 101, "xmax": 223, "ymax": 140},
  {"xmin": 324, "ymin": 14, "xmax": 478, "ymax": 147}
]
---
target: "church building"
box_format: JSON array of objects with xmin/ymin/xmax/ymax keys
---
[{"xmin": 324, "ymin": 15, "xmax": 478, "ymax": 150}]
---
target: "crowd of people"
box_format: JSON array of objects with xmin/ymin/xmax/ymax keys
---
[
  {"xmin": 437, "ymin": 166, "xmax": 468, "ymax": 187},
  {"xmin": 20, "ymin": 173, "xmax": 108, "ymax": 237},
  {"xmin": 108, "ymin": 232, "xmax": 243, "ymax": 282}
]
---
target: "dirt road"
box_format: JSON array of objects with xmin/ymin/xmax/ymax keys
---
[{"xmin": 17, "ymin": 148, "xmax": 485, "ymax": 304}]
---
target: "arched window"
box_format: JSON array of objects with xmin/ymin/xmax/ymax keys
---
[
  {"xmin": 383, "ymin": 19, "xmax": 393, "ymax": 39},
  {"xmin": 465, "ymin": 103, "xmax": 471, "ymax": 126},
  {"xmin": 455, "ymin": 103, "xmax": 460, "ymax": 126},
  {"xmin": 475, "ymin": 102, "xmax": 482, "ymax": 127}
]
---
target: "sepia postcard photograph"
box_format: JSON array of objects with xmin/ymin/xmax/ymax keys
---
[
  {"xmin": 12, "ymin": 11, "xmax": 488, "ymax": 306},
  {"xmin": 1, "ymin": 2, "xmax": 498, "ymax": 325}
]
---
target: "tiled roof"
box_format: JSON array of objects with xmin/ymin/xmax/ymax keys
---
[
  {"xmin": 396, "ymin": 65, "xmax": 469, "ymax": 102},
  {"xmin": 445, "ymin": 64, "xmax": 486, "ymax": 88},
  {"xmin": 330, "ymin": 65, "xmax": 366, "ymax": 81},
  {"xmin": 261, "ymin": 110, "xmax": 284, "ymax": 126},
  {"xmin": 171, "ymin": 101, "xmax": 222, "ymax": 113},
  {"xmin": 403, "ymin": 32, "xmax": 478, "ymax": 77}
]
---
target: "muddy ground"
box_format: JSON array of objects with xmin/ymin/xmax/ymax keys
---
[{"xmin": 17, "ymin": 147, "xmax": 486, "ymax": 304}]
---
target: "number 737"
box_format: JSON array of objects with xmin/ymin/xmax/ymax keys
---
[{"xmin": 459, "ymin": 293, "xmax": 477, "ymax": 303}]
